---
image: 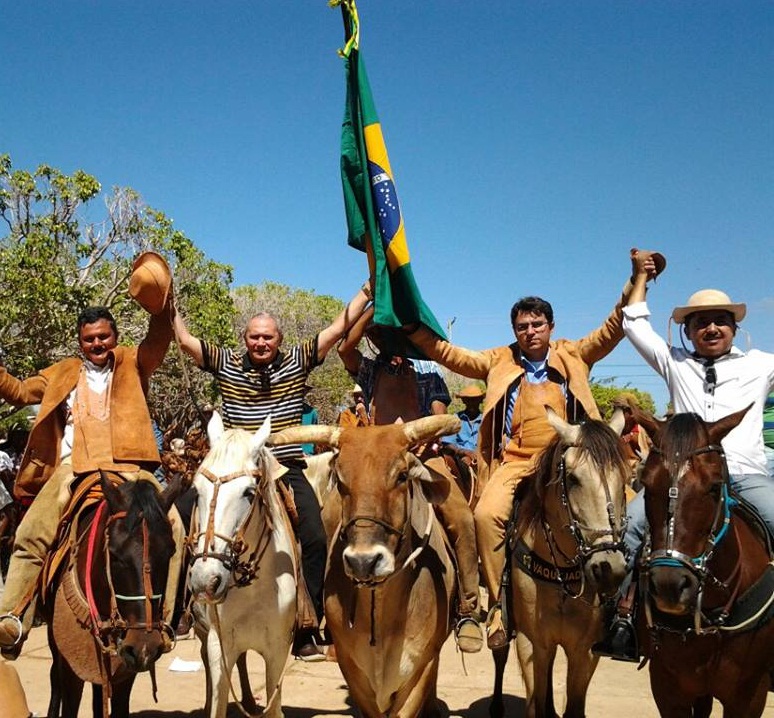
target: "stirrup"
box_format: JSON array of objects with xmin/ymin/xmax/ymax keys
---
[
  {"xmin": 0, "ymin": 614, "xmax": 24, "ymax": 647},
  {"xmin": 454, "ymin": 616, "xmax": 483, "ymax": 654}
]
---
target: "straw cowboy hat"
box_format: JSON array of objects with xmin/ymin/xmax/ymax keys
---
[
  {"xmin": 671, "ymin": 289, "xmax": 746, "ymax": 325},
  {"xmin": 456, "ymin": 384, "xmax": 485, "ymax": 399},
  {"xmin": 128, "ymin": 251, "xmax": 172, "ymax": 315},
  {"xmin": 0, "ymin": 661, "xmax": 32, "ymax": 718}
]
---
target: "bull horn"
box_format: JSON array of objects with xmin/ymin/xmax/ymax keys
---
[
  {"xmin": 268, "ymin": 425, "xmax": 341, "ymax": 448},
  {"xmin": 403, "ymin": 415, "xmax": 461, "ymax": 444}
]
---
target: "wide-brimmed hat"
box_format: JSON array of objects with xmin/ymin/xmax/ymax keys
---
[
  {"xmin": 128, "ymin": 251, "xmax": 172, "ymax": 315},
  {"xmin": 671, "ymin": 288, "xmax": 746, "ymax": 324},
  {"xmin": 456, "ymin": 384, "xmax": 485, "ymax": 399},
  {"xmin": 352, "ymin": 384, "xmax": 364, "ymax": 395}
]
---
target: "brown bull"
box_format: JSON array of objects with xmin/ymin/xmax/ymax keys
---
[{"xmin": 270, "ymin": 415, "xmax": 460, "ymax": 718}]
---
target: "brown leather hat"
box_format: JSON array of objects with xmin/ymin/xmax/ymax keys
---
[
  {"xmin": 129, "ymin": 251, "xmax": 172, "ymax": 315},
  {"xmin": 456, "ymin": 384, "xmax": 485, "ymax": 399},
  {"xmin": 0, "ymin": 661, "xmax": 31, "ymax": 718}
]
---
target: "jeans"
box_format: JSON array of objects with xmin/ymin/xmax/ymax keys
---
[{"xmin": 624, "ymin": 472, "xmax": 774, "ymax": 572}]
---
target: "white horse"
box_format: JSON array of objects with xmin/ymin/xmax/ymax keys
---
[{"xmin": 189, "ymin": 412, "xmax": 297, "ymax": 718}]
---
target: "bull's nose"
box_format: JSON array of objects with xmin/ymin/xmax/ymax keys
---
[{"xmin": 343, "ymin": 547, "xmax": 393, "ymax": 581}]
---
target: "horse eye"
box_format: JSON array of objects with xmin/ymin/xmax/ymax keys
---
[
  {"xmin": 243, "ymin": 487, "xmax": 256, "ymax": 501},
  {"xmin": 566, "ymin": 472, "xmax": 580, "ymax": 487},
  {"xmin": 396, "ymin": 471, "xmax": 409, "ymax": 485},
  {"xmin": 708, "ymin": 484, "xmax": 722, "ymax": 498}
]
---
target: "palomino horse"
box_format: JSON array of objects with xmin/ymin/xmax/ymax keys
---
[
  {"xmin": 491, "ymin": 407, "xmax": 630, "ymax": 718},
  {"xmin": 634, "ymin": 406, "xmax": 774, "ymax": 717},
  {"xmin": 188, "ymin": 412, "xmax": 297, "ymax": 718},
  {"xmin": 270, "ymin": 415, "xmax": 460, "ymax": 718},
  {"xmin": 45, "ymin": 471, "xmax": 180, "ymax": 718}
]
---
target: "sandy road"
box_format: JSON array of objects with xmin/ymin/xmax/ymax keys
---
[{"xmin": 7, "ymin": 623, "xmax": 774, "ymax": 717}]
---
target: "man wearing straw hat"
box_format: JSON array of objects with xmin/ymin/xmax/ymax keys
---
[
  {"xmin": 0, "ymin": 252, "xmax": 180, "ymax": 656},
  {"xmin": 595, "ymin": 260, "xmax": 774, "ymax": 661}
]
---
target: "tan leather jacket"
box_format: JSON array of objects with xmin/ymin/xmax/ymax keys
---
[
  {"xmin": 408, "ymin": 280, "xmax": 634, "ymax": 488},
  {"xmin": 0, "ymin": 312, "xmax": 172, "ymax": 499}
]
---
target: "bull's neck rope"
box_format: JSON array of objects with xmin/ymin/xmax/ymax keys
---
[
  {"xmin": 641, "ymin": 442, "xmax": 750, "ymax": 634},
  {"xmin": 536, "ymin": 445, "xmax": 628, "ymax": 601},
  {"xmin": 190, "ymin": 466, "xmax": 274, "ymax": 588}
]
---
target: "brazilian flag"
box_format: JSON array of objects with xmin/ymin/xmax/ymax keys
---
[{"xmin": 337, "ymin": 0, "xmax": 446, "ymax": 352}]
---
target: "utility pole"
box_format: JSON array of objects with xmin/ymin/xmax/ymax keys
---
[{"xmin": 447, "ymin": 317, "xmax": 456, "ymax": 343}]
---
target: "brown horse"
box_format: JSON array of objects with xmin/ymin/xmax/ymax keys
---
[
  {"xmin": 44, "ymin": 471, "xmax": 180, "ymax": 718},
  {"xmin": 634, "ymin": 406, "xmax": 774, "ymax": 717},
  {"xmin": 491, "ymin": 408, "xmax": 630, "ymax": 718}
]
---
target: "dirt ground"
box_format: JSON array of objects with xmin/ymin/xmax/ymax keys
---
[{"xmin": 6, "ymin": 623, "xmax": 774, "ymax": 717}]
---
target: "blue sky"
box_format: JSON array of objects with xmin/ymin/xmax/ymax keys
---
[{"xmin": 3, "ymin": 1, "xmax": 773, "ymax": 412}]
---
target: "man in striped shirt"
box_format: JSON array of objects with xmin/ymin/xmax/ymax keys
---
[{"xmin": 174, "ymin": 282, "xmax": 372, "ymax": 660}]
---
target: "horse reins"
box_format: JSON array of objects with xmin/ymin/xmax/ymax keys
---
[
  {"xmin": 539, "ymin": 444, "xmax": 628, "ymax": 599},
  {"xmin": 189, "ymin": 466, "xmax": 275, "ymax": 587}
]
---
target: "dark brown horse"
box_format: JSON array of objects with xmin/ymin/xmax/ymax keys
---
[
  {"xmin": 635, "ymin": 406, "xmax": 774, "ymax": 717},
  {"xmin": 44, "ymin": 471, "xmax": 180, "ymax": 718}
]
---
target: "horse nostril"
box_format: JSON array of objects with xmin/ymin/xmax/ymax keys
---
[
  {"xmin": 679, "ymin": 575, "xmax": 692, "ymax": 594},
  {"xmin": 207, "ymin": 575, "xmax": 222, "ymax": 595}
]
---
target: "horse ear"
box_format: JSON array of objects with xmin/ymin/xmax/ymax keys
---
[
  {"xmin": 207, "ymin": 411, "xmax": 225, "ymax": 446},
  {"xmin": 251, "ymin": 416, "xmax": 272, "ymax": 455},
  {"xmin": 609, "ymin": 408, "xmax": 626, "ymax": 436},
  {"xmin": 545, "ymin": 406, "xmax": 580, "ymax": 445},
  {"xmin": 708, "ymin": 404, "xmax": 752, "ymax": 445},
  {"xmin": 631, "ymin": 406, "xmax": 663, "ymax": 444},
  {"xmin": 158, "ymin": 473, "xmax": 184, "ymax": 514},
  {"xmin": 100, "ymin": 470, "xmax": 125, "ymax": 512}
]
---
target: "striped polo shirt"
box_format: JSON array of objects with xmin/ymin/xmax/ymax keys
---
[{"xmin": 201, "ymin": 337, "xmax": 320, "ymax": 462}]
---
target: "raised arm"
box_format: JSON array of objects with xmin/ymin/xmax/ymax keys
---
[
  {"xmin": 337, "ymin": 304, "xmax": 374, "ymax": 376},
  {"xmin": 317, "ymin": 281, "xmax": 373, "ymax": 363},
  {"xmin": 172, "ymin": 308, "xmax": 205, "ymax": 368}
]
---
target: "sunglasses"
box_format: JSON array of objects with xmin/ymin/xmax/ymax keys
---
[{"xmin": 704, "ymin": 363, "xmax": 717, "ymax": 395}]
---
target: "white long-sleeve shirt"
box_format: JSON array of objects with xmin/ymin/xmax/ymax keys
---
[{"xmin": 623, "ymin": 301, "xmax": 774, "ymax": 477}]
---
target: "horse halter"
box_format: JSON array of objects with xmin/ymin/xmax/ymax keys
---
[
  {"xmin": 336, "ymin": 463, "xmax": 435, "ymax": 588},
  {"xmin": 643, "ymin": 443, "xmax": 733, "ymax": 579},
  {"xmin": 85, "ymin": 500, "xmax": 172, "ymax": 652},
  {"xmin": 190, "ymin": 466, "xmax": 274, "ymax": 587},
  {"xmin": 558, "ymin": 447, "xmax": 628, "ymax": 558}
]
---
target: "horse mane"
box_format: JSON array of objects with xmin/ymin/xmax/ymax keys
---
[
  {"xmin": 514, "ymin": 419, "xmax": 629, "ymax": 539},
  {"xmin": 121, "ymin": 479, "xmax": 169, "ymax": 534},
  {"xmin": 660, "ymin": 412, "xmax": 709, "ymax": 475}
]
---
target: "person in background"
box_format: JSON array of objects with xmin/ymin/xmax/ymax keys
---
[
  {"xmin": 764, "ymin": 392, "xmax": 774, "ymax": 477},
  {"xmin": 337, "ymin": 306, "xmax": 484, "ymax": 653},
  {"xmin": 441, "ymin": 384, "xmax": 485, "ymax": 460},
  {"xmin": 300, "ymin": 387, "xmax": 320, "ymax": 456},
  {"xmin": 610, "ymin": 392, "xmax": 651, "ymax": 491},
  {"xmin": 337, "ymin": 384, "xmax": 369, "ymax": 427}
]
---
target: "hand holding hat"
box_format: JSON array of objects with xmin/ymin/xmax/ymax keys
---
[
  {"xmin": 128, "ymin": 251, "xmax": 173, "ymax": 315},
  {"xmin": 630, "ymin": 248, "xmax": 666, "ymax": 282}
]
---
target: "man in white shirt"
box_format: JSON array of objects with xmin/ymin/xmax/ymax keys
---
[{"xmin": 594, "ymin": 255, "xmax": 774, "ymax": 660}]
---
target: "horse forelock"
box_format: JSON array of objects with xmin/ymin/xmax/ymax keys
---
[
  {"xmin": 119, "ymin": 479, "xmax": 169, "ymax": 535},
  {"xmin": 661, "ymin": 413, "xmax": 709, "ymax": 475},
  {"xmin": 200, "ymin": 428, "xmax": 263, "ymax": 479},
  {"xmin": 515, "ymin": 419, "xmax": 628, "ymax": 538}
]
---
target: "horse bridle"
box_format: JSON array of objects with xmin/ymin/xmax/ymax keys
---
[
  {"xmin": 642, "ymin": 443, "xmax": 733, "ymax": 579},
  {"xmin": 85, "ymin": 500, "xmax": 174, "ymax": 651},
  {"xmin": 189, "ymin": 466, "xmax": 274, "ymax": 587},
  {"xmin": 541, "ymin": 445, "xmax": 629, "ymax": 598}
]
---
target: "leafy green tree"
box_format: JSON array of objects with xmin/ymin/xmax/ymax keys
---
[
  {"xmin": 0, "ymin": 155, "xmax": 234, "ymax": 432},
  {"xmin": 590, "ymin": 378, "xmax": 656, "ymax": 419}
]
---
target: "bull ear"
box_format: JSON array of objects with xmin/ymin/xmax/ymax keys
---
[
  {"xmin": 407, "ymin": 455, "xmax": 450, "ymax": 505},
  {"xmin": 207, "ymin": 411, "xmax": 225, "ymax": 446},
  {"xmin": 546, "ymin": 406, "xmax": 580, "ymax": 446},
  {"xmin": 609, "ymin": 408, "xmax": 626, "ymax": 437}
]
